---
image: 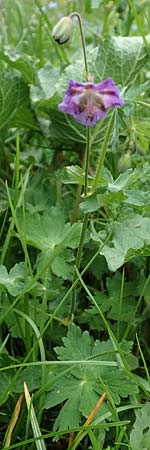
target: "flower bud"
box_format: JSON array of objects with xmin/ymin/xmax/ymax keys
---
[
  {"xmin": 52, "ymin": 16, "xmax": 72, "ymax": 45},
  {"xmin": 118, "ymin": 152, "xmax": 132, "ymax": 173}
]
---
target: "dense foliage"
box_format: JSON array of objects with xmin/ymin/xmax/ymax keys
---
[{"xmin": 1, "ymin": 1, "xmax": 150, "ymax": 449}]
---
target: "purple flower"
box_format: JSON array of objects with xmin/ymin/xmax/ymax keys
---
[{"xmin": 58, "ymin": 78, "xmax": 124, "ymax": 126}]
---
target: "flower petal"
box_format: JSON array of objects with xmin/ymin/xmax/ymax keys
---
[
  {"xmin": 58, "ymin": 78, "xmax": 124, "ymax": 126},
  {"xmin": 95, "ymin": 78, "xmax": 124, "ymax": 109}
]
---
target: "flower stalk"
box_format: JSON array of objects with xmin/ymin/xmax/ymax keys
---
[
  {"xmin": 69, "ymin": 12, "xmax": 89, "ymax": 80},
  {"xmin": 84, "ymin": 127, "xmax": 91, "ymax": 196},
  {"xmin": 90, "ymin": 110, "xmax": 115, "ymax": 194},
  {"xmin": 70, "ymin": 127, "xmax": 91, "ymax": 315},
  {"xmin": 70, "ymin": 112, "xmax": 115, "ymax": 315}
]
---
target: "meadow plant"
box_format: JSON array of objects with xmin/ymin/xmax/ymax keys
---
[{"xmin": 1, "ymin": 2, "xmax": 150, "ymax": 449}]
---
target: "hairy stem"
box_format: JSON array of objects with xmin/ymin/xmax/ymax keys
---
[
  {"xmin": 84, "ymin": 127, "xmax": 91, "ymax": 196},
  {"xmin": 69, "ymin": 12, "xmax": 89, "ymax": 80},
  {"xmin": 70, "ymin": 130, "xmax": 90, "ymax": 315},
  {"xmin": 91, "ymin": 111, "xmax": 115, "ymax": 194}
]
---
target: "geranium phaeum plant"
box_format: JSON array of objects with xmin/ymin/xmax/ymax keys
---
[
  {"xmin": 58, "ymin": 78, "xmax": 124, "ymax": 126},
  {"xmin": 53, "ymin": 12, "xmax": 124, "ymax": 315}
]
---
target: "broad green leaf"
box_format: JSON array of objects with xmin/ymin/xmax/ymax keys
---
[
  {"xmin": 95, "ymin": 36, "xmax": 149, "ymax": 85},
  {"xmin": 97, "ymin": 169, "xmax": 134, "ymax": 206},
  {"xmin": 101, "ymin": 215, "xmax": 150, "ymax": 271},
  {"xmin": 125, "ymin": 81, "xmax": 150, "ymax": 102},
  {"xmin": 80, "ymin": 193, "xmax": 99, "ymax": 213},
  {"xmin": 61, "ymin": 165, "xmax": 106, "ymax": 187},
  {"xmin": 18, "ymin": 207, "xmax": 81, "ymax": 251},
  {"xmin": 87, "ymin": 273, "xmax": 137, "ymax": 324},
  {"xmin": 37, "ymin": 64, "xmax": 61, "ymax": 98},
  {"xmin": 130, "ymin": 403, "xmax": 150, "ymax": 450},
  {"xmin": 30, "ymin": 63, "xmax": 60, "ymax": 104},
  {"xmin": 0, "ymin": 263, "xmax": 25, "ymax": 296},
  {"xmin": 49, "ymin": 108, "xmax": 86, "ymax": 146},
  {"xmin": 80, "ymin": 169, "xmax": 134, "ymax": 212},
  {"xmin": 98, "ymin": 190, "xmax": 127, "ymax": 206},
  {"xmin": 44, "ymin": 325, "xmax": 138, "ymax": 431},
  {"xmin": 24, "ymin": 171, "xmax": 56, "ymax": 212},
  {"xmin": 106, "ymin": 273, "xmax": 137, "ymax": 321},
  {"xmin": 0, "ymin": 71, "xmax": 29, "ymax": 129},
  {"xmin": 13, "ymin": 366, "xmax": 42, "ymax": 393},
  {"xmin": 52, "ymin": 377, "xmax": 102, "ymax": 432},
  {"xmin": 0, "ymin": 353, "xmax": 19, "ymax": 402},
  {"xmin": 125, "ymin": 190, "xmax": 150, "ymax": 209},
  {"xmin": 55, "ymin": 325, "xmax": 92, "ymax": 362},
  {"xmin": 107, "ymin": 169, "xmax": 134, "ymax": 192},
  {"xmin": 10, "ymin": 106, "xmax": 38, "ymax": 130},
  {"xmin": 0, "ymin": 50, "xmax": 36, "ymax": 83},
  {"xmin": 51, "ymin": 251, "xmax": 74, "ymax": 280}
]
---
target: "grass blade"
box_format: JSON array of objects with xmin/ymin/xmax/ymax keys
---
[
  {"xmin": 24, "ymin": 382, "xmax": 46, "ymax": 450},
  {"xmin": 3, "ymin": 394, "xmax": 23, "ymax": 448}
]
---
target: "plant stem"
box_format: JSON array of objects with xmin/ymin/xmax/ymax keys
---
[
  {"xmin": 70, "ymin": 128, "xmax": 91, "ymax": 315},
  {"xmin": 70, "ymin": 215, "xmax": 89, "ymax": 316},
  {"xmin": 71, "ymin": 129, "xmax": 91, "ymax": 223},
  {"xmin": 90, "ymin": 111, "xmax": 115, "ymax": 194},
  {"xmin": 71, "ymin": 112, "xmax": 115, "ymax": 315},
  {"xmin": 70, "ymin": 12, "xmax": 89, "ymax": 80},
  {"xmin": 84, "ymin": 127, "xmax": 91, "ymax": 196},
  {"xmin": 14, "ymin": 131, "xmax": 20, "ymax": 208},
  {"xmin": 71, "ymin": 184, "xmax": 82, "ymax": 224},
  {"xmin": 68, "ymin": 13, "xmax": 90, "ymax": 314}
]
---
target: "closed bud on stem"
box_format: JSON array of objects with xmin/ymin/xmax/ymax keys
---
[
  {"xmin": 52, "ymin": 16, "xmax": 73, "ymax": 44},
  {"xmin": 118, "ymin": 151, "xmax": 132, "ymax": 173}
]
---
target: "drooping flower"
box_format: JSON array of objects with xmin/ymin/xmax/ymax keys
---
[{"xmin": 58, "ymin": 78, "xmax": 124, "ymax": 126}]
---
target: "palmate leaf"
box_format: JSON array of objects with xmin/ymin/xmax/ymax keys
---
[
  {"xmin": 51, "ymin": 251, "xmax": 74, "ymax": 280},
  {"xmin": 61, "ymin": 165, "xmax": 107, "ymax": 187},
  {"xmin": 80, "ymin": 168, "xmax": 137, "ymax": 213},
  {"xmin": 44, "ymin": 325, "xmax": 138, "ymax": 431},
  {"xmin": 101, "ymin": 215, "xmax": 150, "ymax": 271},
  {"xmin": 0, "ymin": 263, "xmax": 25, "ymax": 296},
  {"xmin": 18, "ymin": 207, "xmax": 81, "ymax": 252},
  {"xmin": 130, "ymin": 403, "xmax": 150, "ymax": 450},
  {"xmin": 87, "ymin": 273, "xmax": 138, "ymax": 326},
  {"xmin": 0, "ymin": 353, "xmax": 42, "ymax": 400}
]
